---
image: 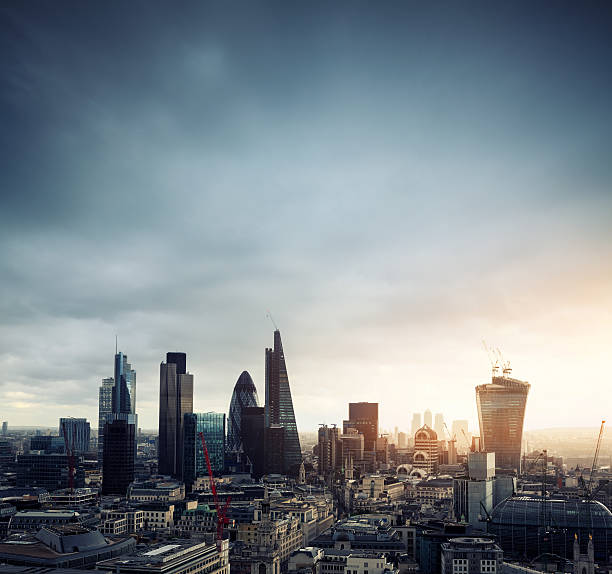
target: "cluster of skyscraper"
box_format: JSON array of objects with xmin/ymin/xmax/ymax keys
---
[{"xmin": 153, "ymin": 329, "xmax": 303, "ymax": 492}]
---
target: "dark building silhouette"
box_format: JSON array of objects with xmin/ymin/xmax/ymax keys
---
[
  {"xmin": 183, "ymin": 412, "xmax": 225, "ymax": 491},
  {"xmin": 318, "ymin": 424, "xmax": 342, "ymax": 478},
  {"xmin": 102, "ymin": 352, "xmax": 137, "ymax": 495},
  {"xmin": 101, "ymin": 417, "xmax": 135, "ymax": 495},
  {"xmin": 242, "ymin": 406, "xmax": 265, "ymax": 479},
  {"xmin": 16, "ymin": 453, "xmax": 85, "ymax": 491},
  {"xmin": 264, "ymin": 425, "xmax": 285, "ymax": 475},
  {"xmin": 344, "ymin": 402, "xmax": 378, "ymax": 452},
  {"xmin": 59, "ymin": 417, "xmax": 90, "ymax": 453},
  {"xmin": 476, "ymin": 373, "xmax": 530, "ymax": 472},
  {"xmin": 158, "ymin": 352, "xmax": 194, "ymax": 478},
  {"xmin": 227, "ymin": 371, "xmax": 259, "ymax": 452},
  {"xmin": 264, "ymin": 329, "xmax": 302, "ymax": 475}
]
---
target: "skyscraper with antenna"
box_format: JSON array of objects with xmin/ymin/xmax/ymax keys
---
[{"xmin": 264, "ymin": 325, "xmax": 302, "ymax": 476}]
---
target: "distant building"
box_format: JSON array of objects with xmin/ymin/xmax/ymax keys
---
[
  {"xmin": 158, "ymin": 352, "xmax": 194, "ymax": 479},
  {"xmin": 344, "ymin": 403, "xmax": 378, "ymax": 453},
  {"xmin": 413, "ymin": 425, "xmax": 438, "ymax": 474},
  {"xmin": 397, "ymin": 432, "xmax": 407, "ymax": 449},
  {"xmin": 423, "ymin": 410, "xmax": 432, "ymax": 428},
  {"xmin": 476, "ymin": 374, "xmax": 530, "ymax": 472},
  {"xmin": 264, "ymin": 329, "xmax": 302, "ymax": 476},
  {"xmin": 318, "ymin": 425, "xmax": 342, "ymax": 478},
  {"xmin": 227, "ymin": 371, "xmax": 259, "ymax": 453},
  {"xmin": 433, "ymin": 413, "xmax": 444, "ymax": 439},
  {"xmin": 183, "ymin": 412, "xmax": 226, "ymax": 491},
  {"xmin": 411, "ymin": 414, "xmax": 422, "ymax": 438},
  {"xmin": 98, "ymin": 377, "xmax": 114, "ymax": 465},
  {"xmin": 59, "ymin": 418, "xmax": 90, "ymax": 453},
  {"xmin": 1, "ymin": 422, "xmax": 7, "ymax": 436},
  {"xmin": 440, "ymin": 537, "xmax": 503, "ymax": 574}
]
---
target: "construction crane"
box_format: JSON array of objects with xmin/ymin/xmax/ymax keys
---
[
  {"xmin": 198, "ymin": 431, "xmax": 231, "ymax": 540},
  {"xmin": 584, "ymin": 420, "xmax": 606, "ymax": 499},
  {"xmin": 460, "ymin": 429, "xmax": 472, "ymax": 450},
  {"xmin": 61, "ymin": 422, "xmax": 76, "ymax": 493},
  {"xmin": 482, "ymin": 340, "xmax": 499, "ymax": 377}
]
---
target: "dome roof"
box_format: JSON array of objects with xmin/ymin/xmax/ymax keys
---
[{"xmin": 490, "ymin": 496, "xmax": 612, "ymax": 530}]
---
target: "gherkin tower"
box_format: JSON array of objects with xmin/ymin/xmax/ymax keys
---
[{"xmin": 227, "ymin": 371, "xmax": 259, "ymax": 452}]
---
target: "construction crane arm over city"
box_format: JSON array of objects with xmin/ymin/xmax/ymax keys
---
[{"xmin": 198, "ymin": 431, "xmax": 231, "ymax": 540}]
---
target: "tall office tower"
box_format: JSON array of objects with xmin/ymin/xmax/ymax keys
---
[
  {"xmin": 98, "ymin": 377, "xmax": 114, "ymax": 465},
  {"xmin": 397, "ymin": 432, "xmax": 408, "ymax": 449},
  {"xmin": 59, "ymin": 418, "xmax": 90, "ymax": 453},
  {"xmin": 264, "ymin": 329, "xmax": 302, "ymax": 475},
  {"xmin": 424, "ymin": 409, "xmax": 433, "ymax": 428},
  {"xmin": 183, "ymin": 412, "xmax": 225, "ymax": 491},
  {"xmin": 102, "ymin": 351, "xmax": 137, "ymax": 495},
  {"xmin": 1, "ymin": 422, "xmax": 7, "ymax": 436},
  {"xmin": 242, "ymin": 406, "xmax": 265, "ymax": 479},
  {"xmin": 411, "ymin": 413, "xmax": 422, "ymax": 437},
  {"xmin": 476, "ymin": 373, "xmax": 530, "ymax": 472},
  {"xmin": 434, "ymin": 413, "xmax": 445, "ymax": 438},
  {"xmin": 413, "ymin": 424, "xmax": 439, "ymax": 474},
  {"xmin": 227, "ymin": 371, "xmax": 259, "ymax": 452},
  {"xmin": 158, "ymin": 352, "xmax": 194, "ymax": 478},
  {"xmin": 318, "ymin": 424, "xmax": 341, "ymax": 478},
  {"xmin": 340, "ymin": 428, "xmax": 365, "ymax": 465},
  {"xmin": 344, "ymin": 402, "xmax": 378, "ymax": 452}
]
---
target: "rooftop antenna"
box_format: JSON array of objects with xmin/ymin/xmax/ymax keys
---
[{"xmin": 266, "ymin": 311, "xmax": 279, "ymax": 331}]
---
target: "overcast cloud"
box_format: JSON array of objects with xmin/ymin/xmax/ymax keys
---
[{"xmin": 1, "ymin": 1, "xmax": 611, "ymax": 433}]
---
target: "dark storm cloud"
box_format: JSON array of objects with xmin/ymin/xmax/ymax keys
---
[{"xmin": 1, "ymin": 1, "xmax": 611, "ymax": 429}]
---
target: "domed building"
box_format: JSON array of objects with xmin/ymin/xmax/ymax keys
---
[
  {"xmin": 413, "ymin": 424, "xmax": 438, "ymax": 474},
  {"xmin": 487, "ymin": 495, "xmax": 612, "ymax": 563},
  {"xmin": 227, "ymin": 371, "xmax": 259, "ymax": 452}
]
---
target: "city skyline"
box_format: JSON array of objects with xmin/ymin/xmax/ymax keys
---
[{"xmin": 1, "ymin": 2, "xmax": 611, "ymax": 431}]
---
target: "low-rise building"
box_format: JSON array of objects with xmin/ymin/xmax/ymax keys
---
[
  {"xmin": 97, "ymin": 538, "xmax": 229, "ymax": 574},
  {"xmin": 127, "ymin": 480, "xmax": 185, "ymax": 503},
  {"xmin": 440, "ymin": 537, "xmax": 503, "ymax": 574}
]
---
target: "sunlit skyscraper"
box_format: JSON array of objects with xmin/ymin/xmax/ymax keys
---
[{"xmin": 476, "ymin": 373, "xmax": 530, "ymax": 472}]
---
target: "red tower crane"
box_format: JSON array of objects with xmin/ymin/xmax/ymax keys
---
[
  {"xmin": 198, "ymin": 431, "xmax": 231, "ymax": 540},
  {"xmin": 61, "ymin": 422, "xmax": 76, "ymax": 492}
]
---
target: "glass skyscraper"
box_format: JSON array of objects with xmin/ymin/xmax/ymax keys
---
[
  {"xmin": 476, "ymin": 374, "xmax": 530, "ymax": 472},
  {"xmin": 264, "ymin": 329, "xmax": 302, "ymax": 476},
  {"xmin": 344, "ymin": 402, "xmax": 378, "ymax": 452},
  {"xmin": 183, "ymin": 412, "xmax": 226, "ymax": 491},
  {"xmin": 158, "ymin": 352, "xmax": 194, "ymax": 478},
  {"xmin": 227, "ymin": 370, "xmax": 259, "ymax": 452},
  {"xmin": 102, "ymin": 351, "xmax": 137, "ymax": 495},
  {"xmin": 98, "ymin": 377, "xmax": 114, "ymax": 465}
]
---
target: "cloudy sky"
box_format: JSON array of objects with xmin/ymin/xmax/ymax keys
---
[{"xmin": 1, "ymin": 1, "xmax": 611, "ymax": 434}]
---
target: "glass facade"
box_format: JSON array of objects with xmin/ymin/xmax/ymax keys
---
[
  {"xmin": 476, "ymin": 376, "xmax": 530, "ymax": 472},
  {"xmin": 59, "ymin": 417, "xmax": 90, "ymax": 453},
  {"xmin": 98, "ymin": 377, "xmax": 114, "ymax": 465},
  {"xmin": 227, "ymin": 371, "xmax": 259, "ymax": 452},
  {"xmin": 265, "ymin": 330, "xmax": 302, "ymax": 475},
  {"xmin": 113, "ymin": 352, "xmax": 136, "ymax": 415},
  {"xmin": 183, "ymin": 412, "xmax": 226, "ymax": 490},
  {"xmin": 488, "ymin": 496, "xmax": 612, "ymax": 562},
  {"xmin": 344, "ymin": 402, "xmax": 379, "ymax": 452}
]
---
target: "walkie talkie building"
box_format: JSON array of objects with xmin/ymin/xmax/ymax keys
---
[{"xmin": 476, "ymin": 374, "xmax": 530, "ymax": 472}]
